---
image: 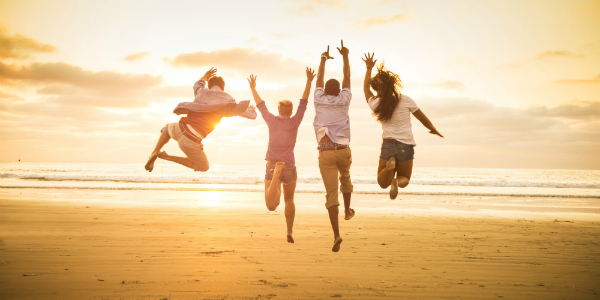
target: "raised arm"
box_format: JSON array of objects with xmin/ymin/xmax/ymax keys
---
[
  {"xmin": 302, "ymin": 67, "xmax": 316, "ymax": 100},
  {"xmin": 412, "ymin": 109, "xmax": 444, "ymax": 138},
  {"xmin": 194, "ymin": 67, "xmax": 217, "ymax": 96},
  {"xmin": 247, "ymin": 74, "xmax": 263, "ymax": 105},
  {"xmin": 337, "ymin": 40, "xmax": 350, "ymax": 90},
  {"xmin": 362, "ymin": 53, "xmax": 376, "ymax": 103},
  {"xmin": 316, "ymin": 45, "xmax": 334, "ymax": 89},
  {"xmin": 247, "ymin": 74, "xmax": 274, "ymax": 123}
]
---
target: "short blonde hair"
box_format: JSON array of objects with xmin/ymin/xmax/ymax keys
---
[{"xmin": 278, "ymin": 100, "xmax": 293, "ymax": 117}]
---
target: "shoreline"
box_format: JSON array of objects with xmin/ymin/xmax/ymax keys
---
[{"xmin": 2, "ymin": 184, "xmax": 599, "ymax": 199}]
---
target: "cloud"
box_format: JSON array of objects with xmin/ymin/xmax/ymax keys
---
[
  {"xmin": 290, "ymin": 0, "xmax": 347, "ymax": 15},
  {"xmin": 166, "ymin": 48, "xmax": 307, "ymax": 81},
  {"xmin": 302, "ymin": 0, "xmax": 345, "ymax": 7},
  {"xmin": 0, "ymin": 61, "xmax": 164, "ymax": 94},
  {"xmin": 296, "ymin": 4, "xmax": 317, "ymax": 15},
  {"xmin": 447, "ymin": 54, "xmax": 476, "ymax": 66},
  {"xmin": 536, "ymin": 50, "xmax": 584, "ymax": 60},
  {"xmin": 527, "ymin": 101, "xmax": 600, "ymax": 119},
  {"xmin": 430, "ymin": 80, "xmax": 466, "ymax": 90},
  {"xmin": 124, "ymin": 51, "xmax": 150, "ymax": 61},
  {"xmin": 499, "ymin": 63, "xmax": 523, "ymax": 69},
  {"xmin": 0, "ymin": 90, "xmax": 23, "ymax": 101},
  {"xmin": 554, "ymin": 74, "xmax": 600, "ymax": 84},
  {"xmin": 0, "ymin": 27, "xmax": 56, "ymax": 59},
  {"xmin": 353, "ymin": 13, "xmax": 410, "ymax": 27},
  {"xmin": 408, "ymin": 79, "xmax": 467, "ymax": 91},
  {"xmin": 270, "ymin": 33, "xmax": 290, "ymax": 39}
]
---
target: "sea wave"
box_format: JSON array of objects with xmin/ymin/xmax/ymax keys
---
[
  {"xmin": 1, "ymin": 184, "xmax": 599, "ymax": 198},
  {"xmin": 1, "ymin": 172, "xmax": 599, "ymax": 189}
]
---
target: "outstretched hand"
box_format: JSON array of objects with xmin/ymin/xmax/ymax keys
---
[
  {"xmin": 429, "ymin": 129, "xmax": 444, "ymax": 138},
  {"xmin": 202, "ymin": 67, "xmax": 217, "ymax": 81},
  {"xmin": 247, "ymin": 74, "xmax": 257, "ymax": 89},
  {"xmin": 306, "ymin": 67, "xmax": 316, "ymax": 81},
  {"xmin": 362, "ymin": 52, "xmax": 377, "ymax": 69},
  {"xmin": 321, "ymin": 45, "xmax": 334, "ymax": 60},
  {"xmin": 337, "ymin": 40, "xmax": 349, "ymax": 56}
]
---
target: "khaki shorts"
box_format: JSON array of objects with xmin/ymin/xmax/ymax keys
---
[
  {"xmin": 318, "ymin": 147, "xmax": 353, "ymax": 209},
  {"xmin": 162, "ymin": 122, "xmax": 209, "ymax": 172}
]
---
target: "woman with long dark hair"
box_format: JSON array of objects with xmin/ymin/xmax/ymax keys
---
[{"xmin": 362, "ymin": 53, "xmax": 443, "ymax": 199}]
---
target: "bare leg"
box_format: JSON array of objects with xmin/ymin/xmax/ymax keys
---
[
  {"xmin": 158, "ymin": 152, "xmax": 195, "ymax": 169},
  {"xmin": 343, "ymin": 192, "xmax": 355, "ymax": 220},
  {"xmin": 328, "ymin": 205, "xmax": 342, "ymax": 252},
  {"xmin": 282, "ymin": 181, "xmax": 297, "ymax": 243},
  {"xmin": 395, "ymin": 160, "xmax": 414, "ymax": 188},
  {"xmin": 376, "ymin": 157, "xmax": 396, "ymax": 188},
  {"xmin": 145, "ymin": 130, "xmax": 170, "ymax": 172},
  {"xmin": 377, "ymin": 157, "xmax": 399, "ymax": 199},
  {"xmin": 264, "ymin": 162, "xmax": 285, "ymax": 211}
]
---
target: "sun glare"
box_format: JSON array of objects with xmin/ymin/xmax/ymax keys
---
[{"xmin": 201, "ymin": 191, "xmax": 225, "ymax": 206}]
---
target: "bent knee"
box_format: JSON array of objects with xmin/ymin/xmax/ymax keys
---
[
  {"xmin": 398, "ymin": 180, "xmax": 410, "ymax": 188},
  {"xmin": 266, "ymin": 204, "xmax": 278, "ymax": 211},
  {"xmin": 195, "ymin": 165, "xmax": 210, "ymax": 172},
  {"xmin": 378, "ymin": 181, "xmax": 391, "ymax": 189}
]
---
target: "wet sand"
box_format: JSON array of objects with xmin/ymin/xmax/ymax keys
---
[{"xmin": 1, "ymin": 189, "xmax": 599, "ymax": 299}]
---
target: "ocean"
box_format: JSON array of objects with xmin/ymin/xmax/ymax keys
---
[{"xmin": 1, "ymin": 161, "xmax": 599, "ymax": 199}]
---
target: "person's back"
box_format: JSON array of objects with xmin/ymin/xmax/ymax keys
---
[
  {"xmin": 361, "ymin": 54, "xmax": 443, "ymax": 200},
  {"xmin": 313, "ymin": 41, "xmax": 355, "ymax": 253},
  {"xmin": 144, "ymin": 67, "xmax": 256, "ymax": 173},
  {"xmin": 248, "ymin": 69, "xmax": 315, "ymax": 243},
  {"xmin": 313, "ymin": 85, "xmax": 351, "ymax": 144},
  {"xmin": 260, "ymin": 99, "xmax": 307, "ymax": 166},
  {"xmin": 369, "ymin": 94, "xmax": 419, "ymax": 146}
]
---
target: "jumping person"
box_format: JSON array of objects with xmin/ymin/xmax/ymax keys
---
[
  {"xmin": 314, "ymin": 40, "xmax": 355, "ymax": 252},
  {"xmin": 145, "ymin": 67, "xmax": 257, "ymax": 172},
  {"xmin": 247, "ymin": 68, "xmax": 314, "ymax": 243},
  {"xmin": 361, "ymin": 53, "xmax": 443, "ymax": 199}
]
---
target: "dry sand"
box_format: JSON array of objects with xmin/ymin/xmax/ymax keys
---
[{"xmin": 1, "ymin": 188, "xmax": 599, "ymax": 299}]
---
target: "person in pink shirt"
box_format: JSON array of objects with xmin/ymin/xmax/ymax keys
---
[{"xmin": 247, "ymin": 68, "xmax": 315, "ymax": 243}]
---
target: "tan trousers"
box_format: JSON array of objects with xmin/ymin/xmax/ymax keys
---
[{"xmin": 318, "ymin": 147, "xmax": 353, "ymax": 208}]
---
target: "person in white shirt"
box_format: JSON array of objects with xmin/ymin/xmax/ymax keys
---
[
  {"xmin": 362, "ymin": 53, "xmax": 443, "ymax": 199},
  {"xmin": 314, "ymin": 40, "xmax": 355, "ymax": 253}
]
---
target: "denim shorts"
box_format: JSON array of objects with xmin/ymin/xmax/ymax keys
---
[
  {"xmin": 265, "ymin": 160, "xmax": 298, "ymax": 184},
  {"xmin": 380, "ymin": 141, "xmax": 415, "ymax": 162}
]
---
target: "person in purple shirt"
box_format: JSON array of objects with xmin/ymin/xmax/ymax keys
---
[{"xmin": 247, "ymin": 68, "xmax": 315, "ymax": 243}]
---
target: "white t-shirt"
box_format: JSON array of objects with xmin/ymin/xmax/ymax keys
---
[
  {"xmin": 313, "ymin": 87, "xmax": 352, "ymax": 145},
  {"xmin": 368, "ymin": 94, "xmax": 420, "ymax": 146}
]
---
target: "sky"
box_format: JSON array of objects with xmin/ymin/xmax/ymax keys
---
[{"xmin": 0, "ymin": 0, "xmax": 599, "ymax": 169}]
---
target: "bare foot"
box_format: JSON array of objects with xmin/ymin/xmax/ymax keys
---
[
  {"xmin": 144, "ymin": 151, "xmax": 160, "ymax": 172},
  {"xmin": 287, "ymin": 234, "xmax": 294, "ymax": 243},
  {"xmin": 274, "ymin": 161, "xmax": 286, "ymax": 173},
  {"xmin": 344, "ymin": 208, "xmax": 355, "ymax": 220},
  {"xmin": 386, "ymin": 157, "xmax": 396, "ymax": 171},
  {"xmin": 332, "ymin": 236, "xmax": 343, "ymax": 252},
  {"xmin": 390, "ymin": 178, "xmax": 398, "ymax": 200}
]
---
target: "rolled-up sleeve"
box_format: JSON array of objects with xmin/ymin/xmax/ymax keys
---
[
  {"xmin": 224, "ymin": 100, "xmax": 257, "ymax": 120},
  {"xmin": 193, "ymin": 79, "xmax": 206, "ymax": 97}
]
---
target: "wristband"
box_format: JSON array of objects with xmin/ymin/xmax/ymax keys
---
[{"xmin": 321, "ymin": 54, "xmax": 329, "ymax": 59}]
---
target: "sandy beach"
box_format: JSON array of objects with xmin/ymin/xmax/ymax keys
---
[{"xmin": 1, "ymin": 188, "xmax": 599, "ymax": 299}]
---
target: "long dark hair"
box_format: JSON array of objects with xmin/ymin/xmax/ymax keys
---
[{"xmin": 371, "ymin": 62, "xmax": 403, "ymax": 123}]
